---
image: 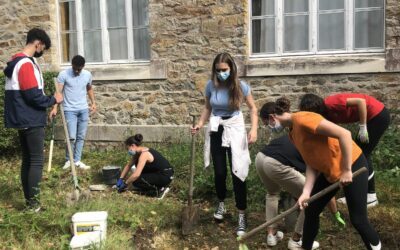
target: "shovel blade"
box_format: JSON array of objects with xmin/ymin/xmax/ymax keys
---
[{"xmin": 181, "ymin": 205, "xmax": 200, "ymax": 235}]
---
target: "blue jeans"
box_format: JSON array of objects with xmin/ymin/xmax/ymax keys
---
[{"xmin": 64, "ymin": 109, "xmax": 89, "ymax": 162}]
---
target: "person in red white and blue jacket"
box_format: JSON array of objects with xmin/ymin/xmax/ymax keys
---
[{"xmin": 3, "ymin": 28, "xmax": 63, "ymax": 211}]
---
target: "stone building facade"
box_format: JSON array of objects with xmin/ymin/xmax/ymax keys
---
[{"xmin": 1, "ymin": 0, "xmax": 399, "ymax": 144}]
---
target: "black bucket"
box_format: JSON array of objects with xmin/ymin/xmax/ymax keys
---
[{"xmin": 102, "ymin": 166, "xmax": 121, "ymax": 185}]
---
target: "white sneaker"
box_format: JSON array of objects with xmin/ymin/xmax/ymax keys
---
[
  {"xmin": 62, "ymin": 160, "xmax": 71, "ymax": 170},
  {"xmin": 213, "ymin": 202, "xmax": 226, "ymax": 220},
  {"xmin": 337, "ymin": 194, "xmax": 379, "ymax": 208},
  {"xmin": 367, "ymin": 193, "xmax": 379, "ymax": 207},
  {"xmin": 75, "ymin": 161, "xmax": 91, "ymax": 170},
  {"xmin": 288, "ymin": 238, "xmax": 319, "ymax": 250},
  {"xmin": 267, "ymin": 231, "xmax": 284, "ymax": 246}
]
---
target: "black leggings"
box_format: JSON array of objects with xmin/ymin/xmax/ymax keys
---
[
  {"xmin": 302, "ymin": 155, "xmax": 380, "ymax": 250},
  {"xmin": 210, "ymin": 125, "xmax": 247, "ymax": 210},
  {"xmin": 18, "ymin": 127, "xmax": 45, "ymax": 207},
  {"xmin": 355, "ymin": 107, "xmax": 390, "ymax": 194},
  {"xmin": 132, "ymin": 172, "xmax": 173, "ymax": 191}
]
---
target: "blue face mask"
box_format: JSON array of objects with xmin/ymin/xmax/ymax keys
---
[
  {"xmin": 268, "ymin": 121, "xmax": 284, "ymax": 133},
  {"xmin": 128, "ymin": 149, "xmax": 137, "ymax": 156},
  {"xmin": 217, "ymin": 71, "xmax": 230, "ymax": 81}
]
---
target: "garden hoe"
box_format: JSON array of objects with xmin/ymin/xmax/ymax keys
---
[
  {"xmin": 237, "ymin": 167, "xmax": 368, "ymax": 250},
  {"xmin": 181, "ymin": 114, "xmax": 200, "ymax": 235},
  {"xmin": 53, "ymin": 78, "xmax": 84, "ymax": 204}
]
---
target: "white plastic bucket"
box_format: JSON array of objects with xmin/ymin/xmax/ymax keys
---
[
  {"xmin": 70, "ymin": 231, "xmax": 101, "ymax": 250},
  {"xmin": 71, "ymin": 211, "xmax": 108, "ymax": 241}
]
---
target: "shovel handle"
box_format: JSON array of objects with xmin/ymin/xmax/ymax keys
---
[
  {"xmin": 238, "ymin": 167, "xmax": 368, "ymax": 243},
  {"xmin": 54, "ymin": 78, "xmax": 80, "ymax": 189},
  {"xmin": 188, "ymin": 114, "xmax": 197, "ymax": 206}
]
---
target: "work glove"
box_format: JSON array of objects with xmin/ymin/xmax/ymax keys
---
[
  {"xmin": 117, "ymin": 181, "xmax": 127, "ymax": 193},
  {"xmin": 116, "ymin": 178, "xmax": 124, "ymax": 189},
  {"xmin": 357, "ymin": 124, "xmax": 369, "ymax": 144},
  {"xmin": 333, "ymin": 211, "xmax": 346, "ymax": 227}
]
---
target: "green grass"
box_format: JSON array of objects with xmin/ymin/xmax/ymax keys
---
[{"xmin": 1, "ymin": 127, "xmax": 400, "ymax": 249}]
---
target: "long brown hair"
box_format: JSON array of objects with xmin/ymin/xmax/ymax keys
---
[{"xmin": 211, "ymin": 52, "xmax": 243, "ymax": 110}]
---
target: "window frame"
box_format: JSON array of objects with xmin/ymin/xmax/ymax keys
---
[
  {"xmin": 249, "ymin": 0, "xmax": 385, "ymax": 58},
  {"xmin": 56, "ymin": 0, "xmax": 150, "ymax": 65}
]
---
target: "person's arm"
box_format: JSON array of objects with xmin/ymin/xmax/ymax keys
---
[
  {"xmin": 316, "ymin": 119, "xmax": 353, "ymax": 185},
  {"xmin": 125, "ymin": 152, "xmax": 153, "ymax": 184},
  {"xmin": 298, "ymin": 165, "xmax": 319, "ymax": 209},
  {"xmin": 18, "ymin": 63, "xmax": 62, "ymax": 108},
  {"xmin": 191, "ymin": 97, "xmax": 211, "ymax": 134},
  {"xmin": 87, "ymin": 85, "xmax": 96, "ymax": 113},
  {"xmin": 49, "ymin": 83, "xmax": 64, "ymax": 119},
  {"xmin": 346, "ymin": 98, "xmax": 367, "ymax": 124},
  {"xmin": 245, "ymin": 93, "xmax": 258, "ymax": 144},
  {"xmin": 346, "ymin": 97, "xmax": 369, "ymax": 143},
  {"xmin": 120, "ymin": 157, "xmax": 135, "ymax": 179}
]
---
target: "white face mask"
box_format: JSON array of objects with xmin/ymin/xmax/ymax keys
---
[{"xmin": 268, "ymin": 120, "xmax": 284, "ymax": 133}]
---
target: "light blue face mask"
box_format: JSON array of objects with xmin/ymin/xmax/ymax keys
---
[
  {"xmin": 217, "ymin": 71, "xmax": 230, "ymax": 81},
  {"xmin": 268, "ymin": 121, "xmax": 285, "ymax": 133},
  {"xmin": 128, "ymin": 149, "xmax": 137, "ymax": 156}
]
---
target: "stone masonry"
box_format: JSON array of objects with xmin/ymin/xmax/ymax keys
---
[{"xmin": 1, "ymin": 0, "xmax": 399, "ymax": 144}]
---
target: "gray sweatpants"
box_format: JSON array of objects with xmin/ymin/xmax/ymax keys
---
[{"xmin": 255, "ymin": 152, "xmax": 305, "ymax": 235}]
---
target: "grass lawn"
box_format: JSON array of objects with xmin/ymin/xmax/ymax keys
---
[{"xmin": 0, "ymin": 137, "xmax": 399, "ymax": 249}]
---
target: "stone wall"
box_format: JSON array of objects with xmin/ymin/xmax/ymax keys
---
[
  {"xmin": 1, "ymin": 0, "xmax": 399, "ymax": 144},
  {"xmin": 0, "ymin": 0, "xmax": 58, "ymax": 70},
  {"xmin": 385, "ymin": 0, "xmax": 400, "ymax": 71}
]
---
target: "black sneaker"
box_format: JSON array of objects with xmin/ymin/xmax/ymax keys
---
[
  {"xmin": 237, "ymin": 213, "xmax": 247, "ymax": 236},
  {"xmin": 213, "ymin": 202, "xmax": 226, "ymax": 220}
]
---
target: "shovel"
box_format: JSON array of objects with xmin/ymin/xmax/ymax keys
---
[
  {"xmin": 181, "ymin": 114, "xmax": 200, "ymax": 235},
  {"xmin": 53, "ymin": 78, "xmax": 81, "ymax": 203},
  {"xmin": 237, "ymin": 167, "xmax": 368, "ymax": 248},
  {"xmin": 47, "ymin": 118, "xmax": 55, "ymax": 173}
]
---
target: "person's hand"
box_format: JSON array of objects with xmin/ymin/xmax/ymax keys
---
[
  {"xmin": 54, "ymin": 92, "xmax": 63, "ymax": 104},
  {"xmin": 116, "ymin": 178, "xmax": 124, "ymax": 189},
  {"xmin": 247, "ymin": 129, "xmax": 257, "ymax": 144},
  {"xmin": 298, "ymin": 192, "xmax": 310, "ymax": 210},
  {"xmin": 340, "ymin": 170, "xmax": 353, "ymax": 186},
  {"xmin": 90, "ymin": 103, "xmax": 97, "ymax": 114},
  {"xmin": 357, "ymin": 124, "xmax": 369, "ymax": 143},
  {"xmin": 190, "ymin": 124, "xmax": 201, "ymax": 135},
  {"xmin": 48, "ymin": 108, "xmax": 57, "ymax": 120},
  {"xmin": 117, "ymin": 181, "xmax": 127, "ymax": 193},
  {"xmin": 333, "ymin": 211, "xmax": 346, "ymax": 227}
]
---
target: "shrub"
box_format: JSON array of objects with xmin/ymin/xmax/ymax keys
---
[{"xmin": 0, "ymin": 71, "xmax": 58, "ymax": 153}]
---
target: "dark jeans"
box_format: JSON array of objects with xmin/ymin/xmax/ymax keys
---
[
  {"xmin": 210, "ymin": 125, "xmax": 247, "ymax": 210},
  {"xmin": 355, "ymin": 107, "xmax": 390, "ymax": 194},
  {"xmin": 18, "ymin": 127, "xmax": 45, "ymax": 207},
  {"xmin": 132, "ymin": 170, "xmax": 173, "ymax": 191},
  {"xmin": 302, "ymin": 155, "xmax": 380, "ymax": 250}
]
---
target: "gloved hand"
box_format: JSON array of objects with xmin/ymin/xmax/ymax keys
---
[
  {"xmin": 116, "ymin": 178, "xmax": 124, "ymax": 189},
  {"xmin": 357, "ymin": 124, "xmax": 369, "ymax": 143},
  {"xmin": 334, "ymin": 211, "xmax": 346, "ymax": 227},
  {"xmin": 117, "ymin": 181, "xmax": 127, "ymax": 193}
]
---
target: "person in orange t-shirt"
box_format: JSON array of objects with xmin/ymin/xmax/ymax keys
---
[
  {"xmin": 262, "ymin": 97, "xmax": 381, "ymax": 250},
  {"xmin": 299, "ymin": 93, "xmax": 390, "ymax": 207}
]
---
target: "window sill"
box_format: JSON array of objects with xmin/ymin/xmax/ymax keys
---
[
  {"xmin": 245, "ymin": 53, "xmax": 386, "ymax": 76},
  {"xmin": 59, "ymin": 60, "xmax": 167, "ymax": 81}
]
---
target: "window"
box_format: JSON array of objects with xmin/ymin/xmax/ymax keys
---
[
  {"xmin": 58, "ymin": 0, "xmax": 150, "ymax": 63},
  {"xmin": 251, "ymin": 0, "xmax": 384, "ymax": 56}
]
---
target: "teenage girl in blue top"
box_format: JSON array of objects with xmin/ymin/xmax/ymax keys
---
[{"xmin": 191, "ymin": 52, "xmax": 258, "ymax": 236}]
